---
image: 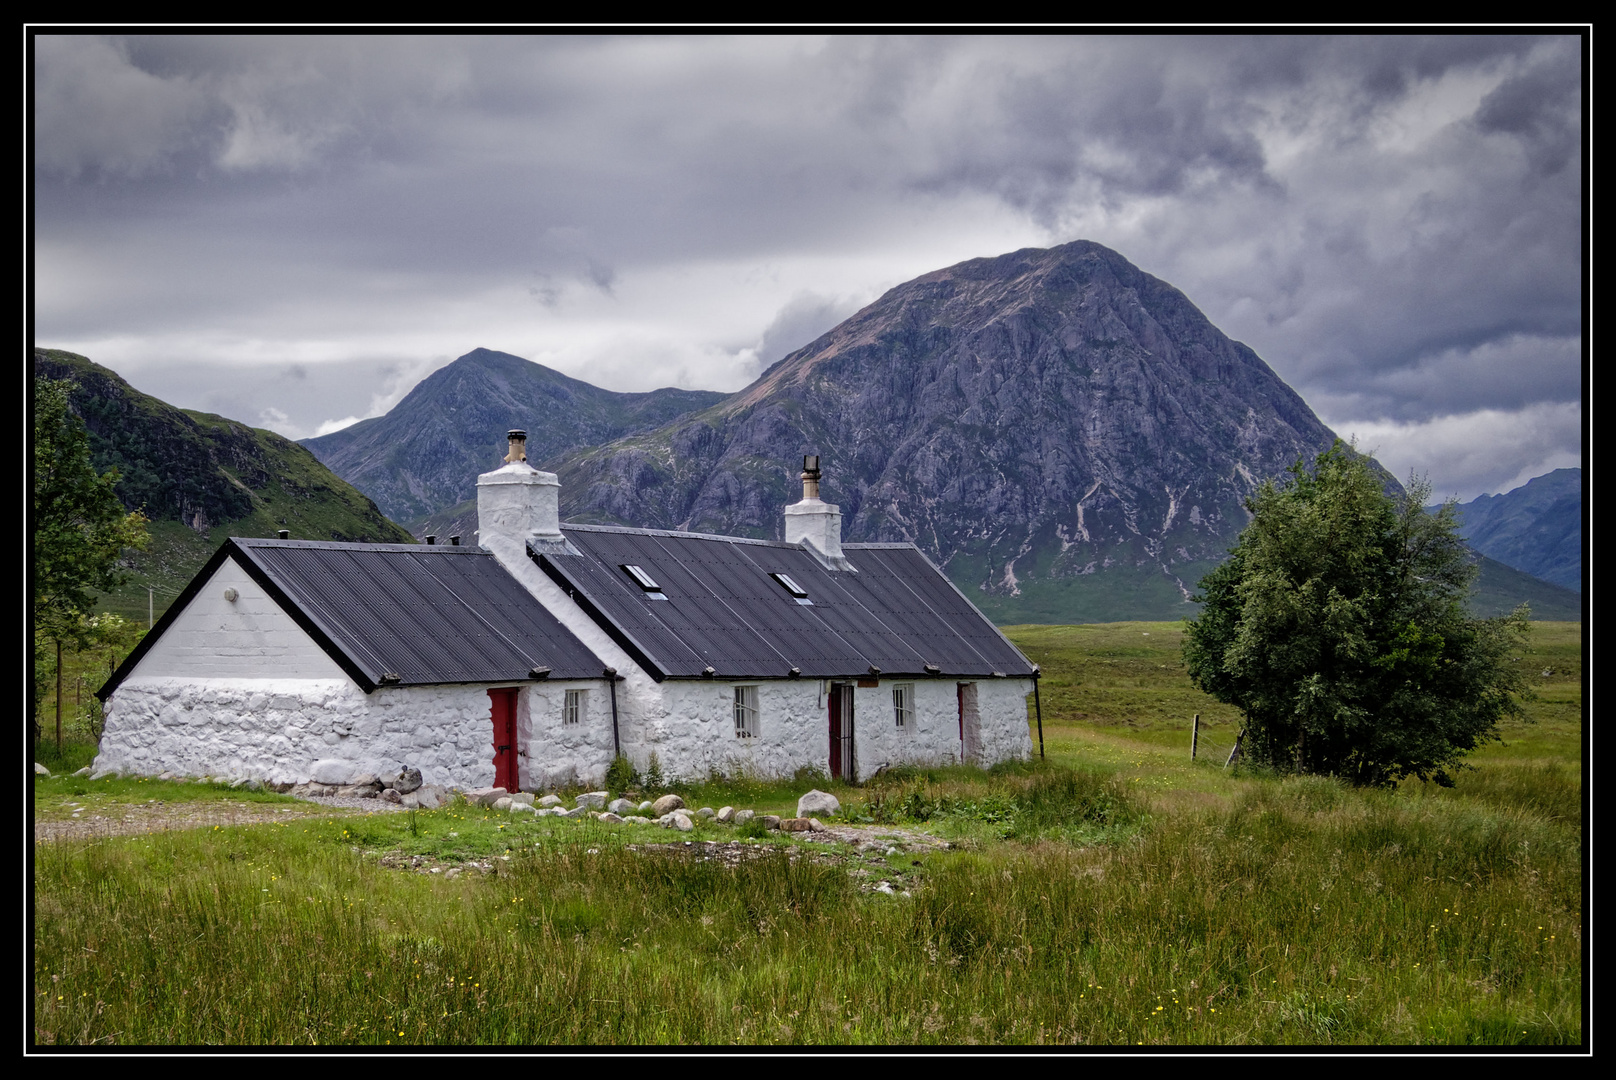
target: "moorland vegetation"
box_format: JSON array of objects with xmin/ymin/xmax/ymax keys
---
[{"xmin": 33, "ymin": 621, "xmax": 1581, "ymax": 1046}]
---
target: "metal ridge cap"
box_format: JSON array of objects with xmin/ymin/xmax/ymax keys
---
[
  {"xmin": 842, "ymin": 542, "xmax": 922, "ymax": 550},
  {"xmin": 559, "ymin": 523, "xmax": 804, "ymax": 549},
  {"xmin": 233, "ymin": 537, "xmax": 484, "ymax": 554}
]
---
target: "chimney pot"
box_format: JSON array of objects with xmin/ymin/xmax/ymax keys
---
[
  {"xmin": 449, "ymin": 535, "xmax": 461, "ymax": 546},
  {"xmin": 504, "ymin": 429, "xmax": 528, "ymax": 464},
  {"xmin": 425, "ymin": 534, "xmax": 437, "ymax": 545},
  {"xmin": 277, "ymin": 530, "xmax": 290, "ymax": 540}
]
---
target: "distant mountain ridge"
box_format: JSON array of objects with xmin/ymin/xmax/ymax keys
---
[
  {"xmin": 1447, "ymin": 469, "xmax": 1582, "ymax": 593},
  {"xmin": 300, "ymin": 348, "xmax": 726, "ymax": 526},
  {"xmin": 551, "ymin": 241, "xmax": 1348, "ymax": 622}
]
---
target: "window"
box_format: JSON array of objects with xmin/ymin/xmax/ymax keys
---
[
  {"xmin": 893, "ymin": 683, "xmax": 914, "ymax": 730},
  {"xmin": 769, "ymin": 571, "xmax": 813, "ymax": 605},
  {"xmin": 734, "ymin": 685, "xmax": 759, "ymax": 739},
  {"xmin": 621, "ymin": 564, "xmax": 668, "ymax": 600},
  {"xmin": 564, "ymin": 689, "xmax": 586, "ymax": 726}
]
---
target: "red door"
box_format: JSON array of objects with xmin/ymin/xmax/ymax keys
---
[{"xmin": 489, "ymin": 687, "xmax": 519, "ymax": 791}]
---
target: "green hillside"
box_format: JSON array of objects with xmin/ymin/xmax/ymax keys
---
[{"xmin": 33, "ymin": 349, "xmax": 414, "ymax": 623}]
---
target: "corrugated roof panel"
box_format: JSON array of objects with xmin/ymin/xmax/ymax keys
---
[
  {"xmin": 554, "ymin": 526, "xmax": 1034, "ymax": 680},
  {"xmin": 238, "ymin": 540, "xmax": 605, "ymax": 685}
]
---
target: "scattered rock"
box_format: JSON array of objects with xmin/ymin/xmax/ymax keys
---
[
  {"xmin": 733, "ymin": 809, "xmax": 755, "ymax": 826},
  {"xmin": 90, "ymin": 768, "xmax": 117, "ymax": 781},
  {"xmin": 467, "ymin": 787, "xmax": 507, "ymax": 807},
  {"xmin": 608, "ymin": 798, "xmax": 636, "ymax": 815},
  {"xmin": 538, "ymin": 795, "xmax": 563, "ymax": 808},
  {"xmin": 493, "ymin": 797, "xmax": 513, "ymax": 811},
  {"xmin": 762, "ymin": 815, "xmax": 781, "ymax": 830},
  {"xmin": 511, "ymin": 802, "xmax": 537, "ymax": 814},
  {"xmin": 393, "ymin": 767, "xmax": 423, "ymax": 795},
  {"xmin": 671, "ymin": 812, "xmax": 695, "ymax": 833},
  {"xmin": 509, "ymin": 792, "xmax": 535, "ymax": 807},
  {"xmin": 73, "ymin": 766, "xmax": 92, "ymax": 777},
  {"xmin": 444, "ymin": 868, "xmax": 462, "ymax": 880},
  {"xmin": 780, "ymin": 818, "xmax": 813, "ymax": 833},
  {"xmin": 716, "ymin": 806, "xmax": 735, "ymax": 823},
  {"xmin": 696, "ymin": 807, "xmax": 715, "ymax": 820},
  {"xmin": 576, "ymin": 791, "xmax": 608, "ymax": 810},
  {"xmin": 875, "ymin": 881, "xmax": 896, "ymax": 894},
  {"xmin": 808, "ymin": 818, "xmax": 827, "ymax": 832},
  {"xmin": 624, "ymin": 816, "xmax": 652, "ymax": 825},
  {"xmin": 651, "ymin": 794, "xmax": 685, "ymax": 816},
  {"xmin": 637, "ymin": 801, "xmax": 654, "ymax": 813},
  {"xmin": 797, "ymin": 790, "xmax": 840, "ymax": 818},
  {"xmin": 597, "ymin": 812, "xmax": 625, "ymax": 824},
  {"xmin": 379, "ymin": 788, "xmax": 403, "ymax": 804},
  {"xmin": 33, "ymin": 763, "xmax": 49, "ymax": 776}
]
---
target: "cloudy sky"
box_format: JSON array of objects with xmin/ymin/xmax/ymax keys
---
[{"xmin": 33, "ymin": 33, "xmax": 1583, "ymax": 502}]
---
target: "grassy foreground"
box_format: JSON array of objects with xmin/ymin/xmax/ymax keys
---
[{"xmin": 33, "ymin": 622, "xmax": 1583, "ymax": 1047}]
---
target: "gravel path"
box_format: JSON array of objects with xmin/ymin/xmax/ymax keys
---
[{"xmin": 32, "ymin": 793, "xmax": 406, "ymax": 844}]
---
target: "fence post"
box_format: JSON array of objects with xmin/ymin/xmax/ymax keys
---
[
  {"xmin": 1190, "ymin": 713, "xmax": 1199, "ymax": 760},
  {"xmin": 1224, "ymin": 729, "xmax": 1244, "ymax": 769}
]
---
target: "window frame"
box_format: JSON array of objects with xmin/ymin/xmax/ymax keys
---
[
  {"xmin": 893, "ymin": 682, "xmax": 915, "ymax": 730},
  {"xmin": 563, "ymin": 688, "xmax": 586, "ymax": 726},
  {"xmin": 733, "ymin": 684, "xmax": 759, "ymax": 739}
]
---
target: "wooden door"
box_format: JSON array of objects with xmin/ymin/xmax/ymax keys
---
[
  {"xmin": 828, "ymin": 683, "xmax": 855, "ymax": 781},
  {"xmin": 489, "ymin": 687, "xmax": 519, "ymax": 791}
]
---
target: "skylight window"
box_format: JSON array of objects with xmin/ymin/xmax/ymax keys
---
[
  {"xmin": 621, "ymin": 564, "xmax": 668, "ymax": 599},
  {"xmin": 770, "ymin": 572, "xmax": 813, "ymax": 605}
]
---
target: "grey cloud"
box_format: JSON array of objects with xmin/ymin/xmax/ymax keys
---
[{"xmin": 756, "ymin": 292, "xmax": 863, "ymax": 370}]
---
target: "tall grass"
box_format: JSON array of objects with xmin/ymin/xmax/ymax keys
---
[{"xmin": 34, "ymin": 763, "xmax": 1580, "ymax": 1045}]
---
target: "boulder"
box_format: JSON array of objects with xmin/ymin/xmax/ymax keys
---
[
  {"xmin": 310, "ymin": 759, "xmax": 355, "ymax": 785},
  {"xmin": 33, "ymin": 763, "xmax": 48, "ymax": 776},
  {"xmin": 624, "ymin": 816, "xmax": 651, "ymax": 825},
  {"xmin": 90, "ymin": 768, "xmax": 117, "ymax": 781},
  {"xmin": 73, "ymin": 766, "xmax": 91, "ymax": 777},
  {"xmin": 467, "ymin": 787, "xmax": 507, "ymax": 807},
  {"xmin": 808, "ymin": 818, "xmax": 827, "ymax": 832},
  {"xmin": 509, "ymin": 792, "xmax": 535, "ymax": 807},
  {"xmin": 576, "ymin": 791, "xmax": 608, "ymax": 810},
  {"xmin": 696, "ymin": 807, "xmax": 715, "ymax": 820},
  {"xmin": 607, "ymin": 798, "xmax": 636, "ymax": 816},
  {"xmin": 511, "ymin": 802, "xmax": 538, "ymax": 814},
  {"xmin": 380, "ymin": 788, "xmax": 403, "ymax": 804},
  {"xmin": 671, "ymin": 812, "xmax": 695, "ymax": 833},
  {"xmin": 651, "ymin": 794, "xmax": 685, "ymax": 816},
  {"xmin": 761, "ymin": 815, "xmax": 781, "ymax": 830},
  {"xmin": 733, "ymin": 809, "xmax": 755, "ymax": 826},
  {"xmin": 637, "ymin": 801, "xmax": 654, "ymax": 813},
  {"xmin": 493, "ymin": 797, "xmax": 513, "ymax": 811},
  {"xmin": 716, "ymin": 806, "xmax": 735, "ymax": 823},
  {"xmin": 780, "ymin": 817, "xmax": 812, "ymax": 832},
  {"xmin": 393, "ymin": 767, "xmax": 423, "ymax": 795},
  {"xmin": 796, "ymin": 789, "xmax": 840, "ymax": 818},
  {"xmin": 597, "ymin": 812, "xmax": 625, "ymax": 824},
  {"xmin": 561, "ymin": 806, "xmax": 590, "ymax": 819},
  {"xmin": 537, "ymin": 794, "xmax": 563, "ymax": 808}
]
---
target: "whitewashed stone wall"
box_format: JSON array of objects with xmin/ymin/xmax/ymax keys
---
[
  {"xmin": 519, "ymin": 682, "xmax": 618, "ymax": 791},
  {"xmin": 616, "ymin": 677, "xmax": 1035, "ymax": 782},
  {"xmin": 95, "ymin": 678, "xmax": 520, "ymax": 790}
]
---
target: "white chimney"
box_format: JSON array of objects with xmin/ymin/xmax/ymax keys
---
[
  {"xmin": 784, "ymin": 455, "xmax": 855, "ymax": 571},
  {"xmin": 477, "ymin": 430, "xmax": 562, "ymax": 554}
]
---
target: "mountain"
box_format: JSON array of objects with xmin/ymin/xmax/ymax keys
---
[
  {"xmin": 551, "ymin": 241, "xmax": 1347, "ymax": 622},
  {"xmin": 299, "ymin": 348, "xmax": 726, "ymax": 527},
  {"xmin": 1468, "ymin": 554, "xmax": 1581, "ymax": 621},
  {"xmin": 33, "ymin": 348, "xmax": 414, "ymax": 622},
  {"xmin": 1447, "ymin": 469, "xmax": 1582, "ymax": 593}
]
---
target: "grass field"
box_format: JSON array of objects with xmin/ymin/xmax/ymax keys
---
[{"xmin": 32, "ymin": 622, "xmax": 1583, "ymax": 1046}]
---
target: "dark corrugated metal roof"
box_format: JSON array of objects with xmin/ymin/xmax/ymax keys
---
[
  {"xmin": 231, "ymin": 539, "xmax": 606, "ymax": 688},
  {"xmin": 535, "ymin": 526, "xmax": 1035, "ymax": 681}
]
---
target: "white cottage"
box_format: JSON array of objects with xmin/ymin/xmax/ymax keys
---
[{"xmin": 96, "ymin": 434, "xmax": 1039, "ymax": 791}]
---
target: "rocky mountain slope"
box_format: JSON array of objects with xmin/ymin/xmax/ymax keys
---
[
  {"xmin": 33, "ymin": 348, "xmax": 413, "ymax": 621},
  {"xmin": 1449, "ymin": 469, "xmax": 1581, "ymax": 593},
  {"xmin": 300, "ymin": 348, "xmax": 725, "ymax": 527},
  {"xmin": 553, "ymin": 241, "xmax": 1346, "ymax": 622}
]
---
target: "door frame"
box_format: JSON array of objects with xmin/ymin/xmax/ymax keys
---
[{"xmin": 828, "ymin": 682, "xmax": 855, "ymax": 782}]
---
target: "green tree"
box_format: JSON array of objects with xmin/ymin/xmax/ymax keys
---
[
  {"xmin": 1183, "ymin": 441, "xmax": 1530, "ymax": 787},
  {"xmin": 32, "ymin": 377, "xmax": 149, "ymax": 738}
]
